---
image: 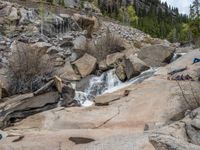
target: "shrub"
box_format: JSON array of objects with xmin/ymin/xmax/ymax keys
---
[
  {"xmin": 86, "ymin": 28, "xmax": 124, "ymax": 60},
  {"xmin": 8, "ymin": 42, "xmax": 53, "ymax": 95}
]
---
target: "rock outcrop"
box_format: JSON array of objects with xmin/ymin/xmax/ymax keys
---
[
  {"xmin": 149, "ymin": 107, "xmax": 200, "ymax": 150},
  {"xmin": 0, "ymin": 50, "xmax": 199, "ymax": 150},
  {"xmin": 138, "ymin": 44, "xmax": 175, "ymax": 67}
]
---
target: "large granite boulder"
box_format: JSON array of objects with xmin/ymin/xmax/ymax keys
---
[
  {"xmin": 55, "ymin": 62, "xmax": 81, "ymax": 81},
  {"xmin": 106, "ymin": 52, "xmax": 125, "ymax": 67},
  {"xmin": 138, "ymin": 44, "xmax": 175, "ymax": 67},
  {"xmin": 73, "ymin": 53, "xmax": 97, "ymax": 77},
  {"xmin": 128, "ymin": 54, "xmax": 150, "ymax": 74},
  {"xmin": 115, "ymin": 56, "xmax": 150, "ymax": 81},
  {"xmin": 149, "ymin": 107, "xmax": 200, "ymax": 150}
]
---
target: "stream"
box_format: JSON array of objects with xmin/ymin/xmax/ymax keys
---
[{"xmin": 74, "ymin": 68, "xmax": 157, "ymax": 106}]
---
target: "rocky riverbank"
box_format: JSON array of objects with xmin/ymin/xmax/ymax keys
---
[{"xmin": 0, "ymin": 0, "xmax": 199, "ymax": 150}]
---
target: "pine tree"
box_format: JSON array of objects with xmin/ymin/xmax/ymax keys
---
[
  {"xmin": 190, "ymin": 0, "xmax": 200, "ymax": 19},
  {"xmin": 189, "ymin": 0, "xmax": 200, "ymax": 46}
]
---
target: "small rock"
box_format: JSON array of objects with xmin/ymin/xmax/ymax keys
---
[{"xmin": 47, "ymin": 46, "xmax": 59, "ymax": 55}]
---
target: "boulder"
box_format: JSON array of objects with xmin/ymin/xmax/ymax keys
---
[
  {"xmin": 55, "ymin": 62, "xmax": 81, "ymax": 81},
  {"xmin": 42, "ymin": 13, "xmax": 65, "ymax": 37},
  {"xmin": 156, "ymin": 49, "xmax": 200, "ymax": 76},
  {"xmin": 63, "ymin": 0, "xmax": 80, "ymax": 8},
  {"xmin": 95, "ymin": 90, "xmax": 130, "ymax": 106},
  {"xmin": 32, "ymin": 42, "xmax": 52, "ymax": 49},
  {"xmin": 138, "ymin": 44, "xmax": 175, "ymax": 67},
  {"xmin": 149, "ymin": 133, "xmax": 200, "ymax": 150},
  {"xmin": 60, "ymin": 41, "xmax": 74, "ymax": 48},
  {"xmin": 19, "ymin": 8, "xmax": 29, "ymax": 24},
  {"xmin": 115, "ymin": 57, "xmax": 148, "ymax": 81},
  {"xmin": 8, "ymin": 7, "xmax": 18, "ymax": 21},
  {"xmin": 75, "ymin": 75, "xmax": 95, "ymax": 91},
  {"xmin": 32, "ymin": 42, "xmax": 52, "ymax": 54},
  {"xmin": 0, "ymin": 4, "xmax": 11, "ymax": 17},
  {"xmin": 46, "ymin": 46, "xmax": 59, "ymax": 55},
  {"xmin": 0, "ymin": 87, "xmax": 75, "ymax": 129},
  {"xmin": 73, "ymin": 35, "xmax": 86, "ymax": 50},
  {"xmin": 98, "ymin": 59, "xmax": 108, "ymax": 71},
  {"xmin": 128, "ymin": 54, "xmax": 150, "ymax": 74},
  {"xmin": 54, "ymin": 57, "xmax": 65, "ymax": 67},
  {"xmin": 73, "ymin": 53, "xmax": 97, "ymax": 77},
  {"xmin": 115, "ymin": 63, "xmax": 126, "ymax": 81},
  {"xmin": 106, "ymin": 52, "xmax": 125, "ymax": 67},
  {"xmin": 149, "ymin": 107, "xmax": 200, "ymax": 150},
  {"xmin": 73, "ymin": 14, "xmax": 98, "ymax": 36}
]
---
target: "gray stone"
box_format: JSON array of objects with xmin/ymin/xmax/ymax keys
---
[
  {"xmin": 73, "ymin": 53, "xmax": 97, "ymax": 77},
  {"xmin": 138, "ymin": 44, "xmax": 175, "ymax": 67}
]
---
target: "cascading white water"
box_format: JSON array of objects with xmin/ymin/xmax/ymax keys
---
[
  {"xmin": 170, "ymin": 53, "xmax": 186, "ymax": 62},
  {"xmin": 74, "ymin": 68, "xmax": 156, "ymax": 106},
  {"xmin": 74, "ymin": 70, "xmax": 122, "ymax": 106}
]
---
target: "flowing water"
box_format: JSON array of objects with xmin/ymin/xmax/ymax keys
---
[
  {"xmin": 170, "ymin": 53, "xmax": 186, "ymax": 62},
  {"xmin": 74, "ymin": 68, "xmax": 157, "ymax": 106}
]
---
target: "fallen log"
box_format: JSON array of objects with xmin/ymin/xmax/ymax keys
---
[{"xmin": 33, "ymin": 80, "xmax": 54, "ymax": 95}]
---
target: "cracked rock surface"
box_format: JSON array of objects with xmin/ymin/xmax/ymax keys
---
[{"xmin": 0, "ymin": 50, "xmax": 200, "ymax": 150}]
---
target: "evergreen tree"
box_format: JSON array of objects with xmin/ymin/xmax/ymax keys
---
[{"xmin": 190, "ymin": 0, "xmax": 200, "ymax": 46}]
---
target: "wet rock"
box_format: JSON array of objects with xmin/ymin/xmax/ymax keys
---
[
  {"xmin": 75, "ymin": 75, "xmax": 95, "ymax": 92},
  {"xmin": 138, "ymin": 44, "xmax": 175, "ymax": 67},
  {"xmin": 115, "ymin": 63, "xmax": 126, "ymax": 81},
  {"xmin": 123, "ymin": 58, "xmax": 135, "ymax": 80},
  {"xmin": 73, "ymin": 53, "xmax": 97, "ymax": 77}
]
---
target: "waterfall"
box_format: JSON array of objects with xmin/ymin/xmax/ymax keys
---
[
  {"xmin": 74, "ymin": 68, "xmax": 156, "ymax": 106},
  {"xmin": 74, "ymin": 70, "xmax": 121, "ymax": 106},
  {"xmin": 27, "ymin": 8, "xmax": 35, "ymax": 22},
  {"xmin": 170, "ymin": 53, "xmax": 186, "ymax": 62}
]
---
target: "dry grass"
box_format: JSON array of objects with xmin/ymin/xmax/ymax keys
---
[
  {"xmin": 8, "ymin": 42, "xmax": 53, "ymax": 95},
  {"xmin": 177, "ymin": 81, "xmax": 200, "ymax": 111},
  {"xmin": 85, "ymin": 28, "xmax": 124, "ymax": 60}
]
